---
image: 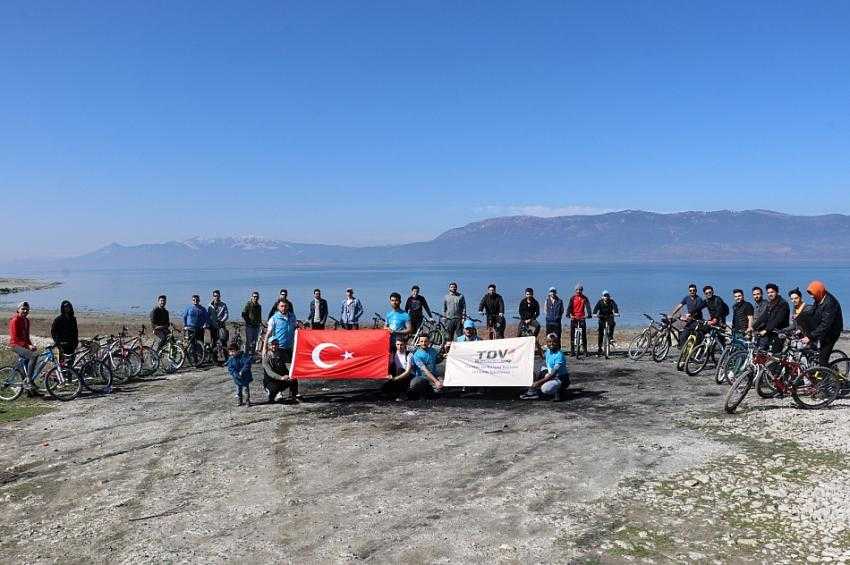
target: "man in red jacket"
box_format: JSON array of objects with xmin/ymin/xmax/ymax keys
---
[
  {"xmin": 567, "ymin": 285, "xmax": 592, "ymax": 356},
  {"xmin": 8, "ymin": 301, "xmax": 38, "ymax": 388}
]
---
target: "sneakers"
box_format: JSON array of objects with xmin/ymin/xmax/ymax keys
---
[
  {"xmin": 237, "ymin": 396, "xmax": 244, "ymax": 406},
  {"xmin": 520, "ymin": 390, "xmax": 540, "ymax": 400}
]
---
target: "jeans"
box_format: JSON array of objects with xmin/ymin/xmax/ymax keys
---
[
  {"xmin": 570, "ymin": 319, "xmax": 588, "ymax": 354},
  {"xmin": 13, "ymin": 346, "xmax": 38, "ymax": 381},
  {"xmin": 444, "ymin": 317, "xmax": 462, "ymax": 339},
  {"xmin": 245, "ymin": 324, "xmax": 260, "ymax": 355},
  {"xmin": 540, "ymin": 378, "xmax": 563, "ymax": 397},
  {"xmin": 818, "ymin": 335, "xmax": 839, "ymax": 366}
]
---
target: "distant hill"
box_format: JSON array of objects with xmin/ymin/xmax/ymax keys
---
[{"xmin": 15, "ymin": 210, "xmax": 850, "ymax": 269}]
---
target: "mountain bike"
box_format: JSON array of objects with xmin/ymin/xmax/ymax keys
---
[
  {"xmin": 157, "ymin": 324, "xmax": 187, "ymax": 373},
  {"xmin": 714, "ymin": 331, "xmax": 752, "ymax": 384},
  {"xmin": 599, "ymin": 315, "xmax": 619, "ymax": 359},
  {"xmin": 99, "ymin": 334, "xmax": 143, "ymax": 384},
  {"xmin": 182, "ymin": 327, "xmax": 208, "ymax": 368},
  {"xmin": 72, "ymin": 338, "xmax": 114, "ymax": 394},
  {"xmin": 651, "ymin": 314, "xmax": 682, "ymax": 362},
  {"xmin": 0, "ymin": 347, "xmax": 82, "ymax": 401},
  {"xmin": 118, "ymin": 325, "xmax": 160, "ymax": 376},
  {"xmin": 513, "ymin": 317, "xmax": 544, "ymax": 357},
  {"xmin": 684, "ymin": 323, "xmax": 729, "ymax": 376},
  {"xmin": 426, "ymin": 314, "xmax": 464, "ymax": 348},
  {"xmin": 628, "ymin": 314, "xmax": 661, "ymax": 360},
  {"xmin": 676, "ymin": 321, "xmax": 708, "ymax": 371},
  {"xmin": 371, "ymin": 313, "xmax": 386, "ymax": 329},
  {"xmin": 571, "ymin": 320, "xmax": 587, "ymax": 358}
]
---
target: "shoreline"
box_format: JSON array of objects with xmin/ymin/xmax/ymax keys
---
[{"xmin": 0, "ymin": 278, "xmax": 61, "ymax": 296}]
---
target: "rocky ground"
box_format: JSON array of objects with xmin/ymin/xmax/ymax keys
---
[{"xmin": 1, "ymin": 337, "xmax": 849, "ymax": 563}]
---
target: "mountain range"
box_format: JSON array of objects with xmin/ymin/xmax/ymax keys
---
[{"xmin": 14, "ymin": 210, "xmax": 850, "ymax": 269}]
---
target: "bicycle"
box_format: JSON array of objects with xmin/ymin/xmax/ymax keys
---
[
  {"xmin": 425, "ymin": 314, "xmax": 464, "ymax": 348},
  {"xmin": 119, "ymin": 325, "xmax": 160, "ymax": 377},
  {"xmin": 684, "ymin": 322, "xmax": 729, "ymax": 376},
  {"xmin": 0, "ymin": 347, "xmax": 83, "ymax": 402},
  {"xmin": 676, "ymin": 321, "xmax": 708, "ymax": 371},
  {"xmin": 157, "ymin": 324, "xmax": 187, "ymax": 373},
  {"xmin": 599, "ymin": 315, "xmax": 619, "ymax": 359},
  {"xmin": 651, "ymin": 314, "xmax": 683, "ymax": 362},
  {"xmin": 513, "ymin": 317, "xmax": 544, "ymax": 357},
  {"xmin": 98, "ymin": 334, "xmax": 143, "ymax": 384},
  {"xmin": 628, "ymin": 314, "xmax": 661, "ymax": 360},
  {"xmin": 714, "ymin": 331, "xmax": 752, "ymax": 384},
  {"xmin": 571, "ymin": 320, "xmax": 587, "ymax": 358},
  {"xmin": 371, "ymin": 313, "xmax": 386, "ymax": 329},
  {"xmin": 182, "ymin": 326, "xmax": 208, "ymax": 368},
  {"xmin": 72, "ymin": 338, "xmax": 114, "ymax": 394}
]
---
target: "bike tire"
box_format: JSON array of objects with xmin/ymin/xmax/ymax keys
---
[
  {"xmin": 45, "ymin": 366, "xmax": 83, "ymax": 401},
  {"xmin": 159, "ymin": 344, "xmax": 185, "ymax": 374},
  {"xmin": 829, "ymin": 357, "xmax": 850, "ymax": 399},
  {"xmin": 0, "ymin": 366, "xmax": 25, "ymax": 401},
  {"xmin": 685, "ymin": 343, "xmax": 710, "ymax": 376},
  {"xmin": 628, "ymin": 330, "xmax": 650, "ymax": 360},
  {"xmin": 724, "ymin": 368, "xmax": 754, "ymax": 414},
  {"xmin": 187, "ymin": 342, "xmax": 205, "ymax": 368},
  {"xmin": 603, "ymin": 331, "xmax": 610, "ymax": 359},
  {"xmin": 791, "ymin": 367, "xmax": 840, "ymax": 409},
  {"xmin": 652, "ymin": 332, "xmax": 672, "ymax": 362},
  {"xmin": 676, "ymin": 338, "xmax": 695, "ymax": 372},
  {"xmin": 138, "ymin": 346, "xmax": 160, "ymax": 376},
  {"xmin": 78, "ymin": 359, "xmax": 113, "ymax": 394},
  {"xmin": 717, "ymin": 349, "xmax": 748, "ymax": 385},
  {"xmin": 755, "ymin": 370, "xmax": 778, "ymax": 398}
]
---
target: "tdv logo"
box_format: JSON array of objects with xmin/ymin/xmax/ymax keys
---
[{"xmin": 477, "ymin": 349, "xmax": 514, "ymax": 360}]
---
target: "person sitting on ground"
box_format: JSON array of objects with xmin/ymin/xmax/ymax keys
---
[
  {"xmin": 340, "ymin": 288, "xmax": 364, "ymax": 329},
  {"xmin": 593, "ymin": 290, "xmax": 619, "ymax": 355},
  {"xmin": 381, "ymin": 336, "xmax": 414, "ymax": 400},
  {"xmin": 518, "ymin": 288, "xmax": 541, "ymax": 338},
  {"xmin": 150, "ymin": 295, "xmax": 170, "ymax": 351},
  {"xmin": 225, "ymin": 342, "xmax": 253, "ymax": 407},
  {"xmin": 521, "ymin": 333, "xmax": 569, "ymax": 400},
  {"xmin": 262, "ymin": 338, "xmax": 299, "ymax": 404},
  {"xmin": 9, "ymin": 301, "xmax": 38, "ymax": 391},
  {"xmin": 385, "ymin": 292, "xmax": 412, "ymax": 344},
  {"xmin": 803, "ymin": 280, "xmax": 844, "ymax": 366},
  {"xmin": 407, "ymin": 334, "xmax": 443, "ymax": 400},
  {"xmin": 50, "ymin": 300, "xmax": 79, "ymax": 362}
]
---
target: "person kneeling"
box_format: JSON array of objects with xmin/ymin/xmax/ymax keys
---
[
  {"xmin": 262, "ymin": 339, "xmax": 299, "ymax": 404},
  {"xmin": 226, "ymin": 342, "xmax": 253, "ymax": 407},
  {"xmin": 386, "ymin": 335, "xmax": 442, "ymax": 401},
  {"xmin": 521, "ymin": 333, "xmax": 569, "ymax": 401}
]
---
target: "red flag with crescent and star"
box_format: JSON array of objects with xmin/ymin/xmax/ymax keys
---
[{"xmin": 290, "ymin": 329, "xmax": 390, "ymax": 380}]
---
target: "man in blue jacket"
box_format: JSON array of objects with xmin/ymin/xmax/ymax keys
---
[
  {"xmin": 545, "ymin": 287, "xmax": 565, "ymax": 345},
  {"xmin": 183, "ymin": 294, "xmax": 208, "ymax": 364}
]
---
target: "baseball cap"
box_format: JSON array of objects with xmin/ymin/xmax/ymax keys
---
[{"xmin": 463, "ymin": 319, "xmax": 476, "ymax": 329}]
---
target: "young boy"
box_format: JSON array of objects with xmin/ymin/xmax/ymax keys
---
[
  {"xmin": 225, "ymin": 342, "xmax": 253, "ymax": 406},
  {"xmin": 521, "ymin": 333, "xmax": 569, "ymax": 400}
]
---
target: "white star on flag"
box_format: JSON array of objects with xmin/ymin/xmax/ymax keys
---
[{"xmin": 342, "ymin": 351, "xmax": 354, "ymax": 360}]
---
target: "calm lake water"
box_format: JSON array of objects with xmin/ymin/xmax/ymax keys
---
[{"xmin": 3, "ymin": 264, "xmax": 848, "ymax": 328}]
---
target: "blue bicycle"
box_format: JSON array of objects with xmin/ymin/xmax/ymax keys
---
[{"xmin": 0, "ymin": 347, "xmax": 83, "ymax": 401}]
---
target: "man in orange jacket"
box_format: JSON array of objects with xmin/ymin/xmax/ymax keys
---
[{"xmin": 803, "ymin": 281, "xmax": 844, "ymax": 366}]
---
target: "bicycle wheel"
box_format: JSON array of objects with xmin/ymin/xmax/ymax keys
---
[
  {"xmin": 791, "ymin": 367, "xmax": 840, "ymax": 409},
  {"xmin": 138, "ymin": 346, "xmax": 160, "ymax": 376},
  {"xmin": 755, "ymin": 370, "xmax": 779, "ymax": 398},
  {"xmin": 186, "ymin": 342, "xmax": 205, "ymax": 368},
  {"xmin": 0, "ymin": 366, "xmax": 25, "ymax": 401},
  {"xmin": 45, "ymin": 366, "xmax": 83, "ymax": 401},
  {"xmin": 717, "ymin": 349, "xmax": 748, "ymax": 385},
  {"xmin": 676, "ymin": 337, "xmax": 695, "ymax": 372},
  {"xmin": 603, "ymin": 330, "xmax": 610, "ymax": 359},
  {"xmin": 652, "ymin": 332, "xmax": 672, "ymax": 362},
  {"xmin": 159, "ymin": 344, "xmax": 183, "ymax": 374},
  {"xmin": 829, "ymin": 350, "xmax": 847, "ymax": 363},
  {"xmin": 829, "ymin": 357, "xmax": 850, "ymax": 399},
  {"xmin": 628, "ymin": 330, "xmax": 651, "ymax": 360},
  {"xmin": 724, "ymin": 368, "xmax": 754, "ymax": 414},
  {"xmin": 108, "ymin": 355, "xmax": 132, "ymax": 384},
  {"xmin": 428, "ymin": 330, "xmax": 445, "ymax": 348},
  {"xmin": 685, "ymin": 343, "xmax": 710, "ymax": 376},
  {"xmin": 78, "ymin": 359, "xmax": 113, "ymax": 394}
]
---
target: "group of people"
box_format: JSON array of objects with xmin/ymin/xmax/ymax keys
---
[{"xmin": 671, "ymin": 280, "xmax": 844, "ymax": 366}]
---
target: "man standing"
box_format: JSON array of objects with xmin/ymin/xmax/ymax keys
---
[
  {"xmin": 340, "ymin": 288, "xmax": 364, "ymax": 329},
  {"xmin": 386, "ymin": 292, "xmax": 413, "ymax": 343},
  {"xmin": 208, "ymin": 290, "xmax": 229, "ymax": 361},
  {"xmin": 242, "ymin": 291, "xmax": 262, "ymax": 355},
  {"xmin": 308, "ymin": 289, "xmax": 328, "ymax": 329},
  {"xmin": 752, "ymin": 283, "xmax": 790, "ymax": 351},
  {"xmin": 751, "ymin": 287, "xmax": 767, "ymax": 328},
  {"xmin": 404, "ymin": 285, "xmax": 432, "ymax": 334},
  {"xmin": 183, "ymin": 295, "xmax": 208, "ymax": 361},
  {"xmin": 518, "ymin": 288, "xmax": 541, "ymax": 338},
  {"xmin": 804, "ymin": 280, "xmax": 844, "ymax": 366},
  {"xmin": 593, "ymin": 290, "xmax": 619, "ymax": 355},
  {"xmin": 731, "ymin": 289, "xmax": 754, "ymax": 336},
  {"xmin": 545, "ymin": 287, "xmax": 564, "ymax": 344},
  {"xmin": 264, "ymin": 300, "xmax": 297, "ymax": 356},
  {"xmin": 478, "ymin": 284, "xmax": 506, "ymax": 339},
  {"xmin": 567, "ymin": 284, "xmax": 592, "ymax": 356},
  {"xmin": 150, "ymin": 295, "xmax": 170, "ymax": 351},
  {"xmin": 443, "ymin": 282, "xmax": 466, "ymax": 339},
  {"xmin": 267, "ymin": 289, "xmax": 294, "ymax": 320}
]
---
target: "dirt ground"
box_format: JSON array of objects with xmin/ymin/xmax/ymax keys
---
[{"xmin": 2, "ymin": 337, "xmax": 850, "ymax": 563}]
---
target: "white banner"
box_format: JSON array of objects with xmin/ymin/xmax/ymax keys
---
[{"xmin": 443, "ymin": 336, "xmax": 535, "ymax": 387}]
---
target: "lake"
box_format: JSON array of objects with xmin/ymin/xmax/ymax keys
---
[{"xmin": 3, "ymin": 264, "xmax": 848, "ymax": 328}]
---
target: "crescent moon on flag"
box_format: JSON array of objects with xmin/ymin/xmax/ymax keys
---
[{"xmin": 312, "ymin": 342, "xmax": 342, "ymax": 369}]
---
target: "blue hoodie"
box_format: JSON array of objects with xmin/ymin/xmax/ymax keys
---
[{"xmin": 183, "ymin": 304, "xmax": 208, "ymax": 330}]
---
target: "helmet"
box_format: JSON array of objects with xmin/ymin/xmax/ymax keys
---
[{"xmin": 463, "ymin": 319, "xmax": 476, "ymax": 330}]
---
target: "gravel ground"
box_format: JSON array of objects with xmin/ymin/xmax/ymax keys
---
[{"xmin": 1, "ymin": 338, "xmax": 849, "ymax": 563}]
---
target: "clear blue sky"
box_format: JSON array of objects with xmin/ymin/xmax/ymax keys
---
[{"xmin": 3, "ymin": 1, "xmax": 849, "ymax": 260}]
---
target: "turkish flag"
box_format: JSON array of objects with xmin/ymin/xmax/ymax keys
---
[{"xmin": 290, "ymin": 329, "xmax": 390, "ymax": 380}]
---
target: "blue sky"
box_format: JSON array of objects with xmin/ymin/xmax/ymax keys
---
[{"xmin": 2, "ymin": 1, "xmax": 849, "ymax": 260}]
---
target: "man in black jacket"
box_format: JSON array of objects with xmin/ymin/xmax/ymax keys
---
[
  {"xmin": 593, "ymin": 291, "xmax": 619, "ymax": 355},
  {"xmin": 307, "ymin": 289, "xmax": 329, "ymax": 329},
  {"xmin": 150, "ymin": 295, "xmax": 170, "ymax": 351},
  {"xmin": 51, "ymin": 300, "xmax": 79, "ymax": 358},
  {"xmin": 703, "ymin": 285, "xmax": 730, "ymax": 347},
  {"xmin": 478, "ymin": 284, "xmax": 506, "ymax": 339},
  {"xmin": 404, "ymin": 285, "xmax": 432, "ymax": 333},
  {"xmin": 517, "ymin": 288, "xmax": 540, "ymax": 337},
  {"xmin": 752, "ymin": 283, "xmax": 790, "ymax": 352},
  {"xmin": 804, "ymin": 280, "xmax": 844, "ymax": 365}
]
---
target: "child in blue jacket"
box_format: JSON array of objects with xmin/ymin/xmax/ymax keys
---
[{"xmin": 225, "ymin": 342, "xmax": 253, "ymax": 406}]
